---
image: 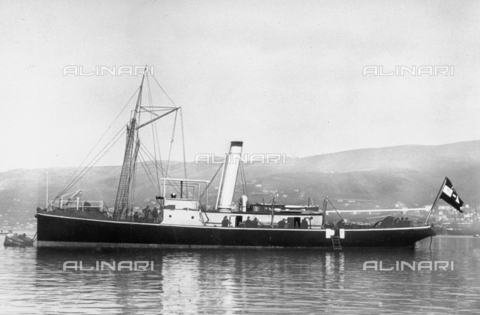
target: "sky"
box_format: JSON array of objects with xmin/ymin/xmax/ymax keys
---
[{"xmin": 1, "ymin": 0, "xmax": 480, "ymax": 172}]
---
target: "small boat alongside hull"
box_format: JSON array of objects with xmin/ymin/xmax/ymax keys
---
[
  {"xmin": 36, "ymin": 213, "xmax": 435, "ymax": 248},
  {"xmin": 4, "ymin": 233, "xmax": 34, "ymax": 247}
]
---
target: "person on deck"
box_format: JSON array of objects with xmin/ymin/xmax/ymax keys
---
[
  {"xmin": 245, "ymin": 216, "xmax": 253, "ymax": 228},
  {"xmin": 393, "ymin": 217, "xmax": 400, "ymax": 227},
  {"xmin": 133, "ymin": 211, "xmax": 139, "ymax": 222},
  {"xmin": 152, "ymin": 207, "xmax": 159, "ymax": 223},
  {"xmin": 252, "ymin": 217, "xmax": 259, "ymax": 228},
  {"xmin": 278, "ymin": 218, "xmax": 286, "ymax": 228},
  {"xmin": 138, "ymin": 211, "xmax": 145, "ymax": 222},
  {"xmin": 159, "ymin": 207, "xmax": 164, "ymax": 223},
  {"xmin": 301, "ymin": 217, "xmax": 309, "ymax": 229},
  {"xmin": 142, "ymin": 206, "xmax": 150, "ymax": 221},
  {"xmin": 221, "ymin": 216, "xmax": 230, "ymax": 227}
]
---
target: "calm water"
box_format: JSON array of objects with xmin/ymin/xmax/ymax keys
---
[{"xmin": 0, "ymin": 236, "xmax": 479, "ymax": 314}]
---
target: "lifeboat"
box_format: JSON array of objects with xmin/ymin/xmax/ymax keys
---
[{"xmin": 3, "ymin": 233, "xmax": 34, "ymax": 247}]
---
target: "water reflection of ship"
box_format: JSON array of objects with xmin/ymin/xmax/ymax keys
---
[
  {"xmin": 25, "ymin": 238, "xmax": 480, "ymax": 314},
  {"xmin": 35, "ymin": 248, "xmax": 165, "ymax": 314}
]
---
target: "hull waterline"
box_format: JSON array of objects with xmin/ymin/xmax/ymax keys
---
[{"xmin": 36, "ymin": 213, "xmax": 436, "ymax": 249}]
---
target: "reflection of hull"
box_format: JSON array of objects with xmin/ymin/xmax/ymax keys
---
[{"xmin": 37, "ymin": 213, "xmax": 435, "ymax": 248}]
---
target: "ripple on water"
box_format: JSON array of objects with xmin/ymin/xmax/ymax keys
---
[{"xmin": 0, "ymin": 237, "xmax": 479, "ymax": 314}]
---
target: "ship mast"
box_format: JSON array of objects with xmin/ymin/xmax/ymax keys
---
[{"xmin": 113, "ymin": 73, "xmax": 145, "ymax": 219}]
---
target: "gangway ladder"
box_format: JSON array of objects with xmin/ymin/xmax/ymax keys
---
[{"xmin": 331, "ymin": 236, "xmax": 342, "ymax": 250}]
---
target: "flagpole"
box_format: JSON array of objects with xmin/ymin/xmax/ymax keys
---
[
  {"xmin": 424, "ymin": 177, "xmax": 447, "ymax": 225},
  {"xmin": 46, "ymin": 170, "xmax": 49, "ymax": 209}
]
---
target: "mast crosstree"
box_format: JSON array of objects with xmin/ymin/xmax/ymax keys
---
[{"xmin": 112, "ymin": 70, "xmax": 182, "ymax": 220}]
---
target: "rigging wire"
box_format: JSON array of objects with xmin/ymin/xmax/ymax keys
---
[
  {"xmin": 165, "ymin": 110, "xmax": 178, "ymax": 176},
  {"xmin": 59, "ymin": 127, "xmax": 122, "ymax": 199},
  {"xmin": 146, "ymin": 75, "xmax": 163, "ymax": 195},
  {"xmin": 151, "ymin": 74, "xmax": 179, "ymax": 107},
  {"xmin": 138, "ymin": 145, "xmax": 183, "ymax": 195},
  {"xmin": 239, "ymin": 161, "xmax": 248, "ymax": 196},
  {"xmin": 326, "ymin": 197, "xmax": 345, "ymax": 222},
  {"xmin": 138, "ymin": 149, "xmax": 159, "ymax": 185},
  {"xmin": 151, "ymin": 73, "xmax": 188, "ymax": 182},
  {"xmin": 179, "ymin": 108, "xmax": 188, "ymax": 183},
  {"xmin": 198, "ymin": 161, "xmax": 224, "ymax": 202},
  {"xmin": 146, "ymin": 73, "xmax": 189, "ymax": 198},
  {"xmin": 139, "ymin": 145, "xmax": 166, "ymax": 178},
  {"xmin": 55, "ymin": 126, "xmax": 126, "ymax": 199},
  {"xmin": 56, "ymin": 73, "xmax": 191, "ymax": 212},
  {"xmin": 138, "ymin": 151, "xmax": 160, "ymax": 193},
  {"xmin": 57, "ymin": 88, "xmax": 140, "ymax": 198}
]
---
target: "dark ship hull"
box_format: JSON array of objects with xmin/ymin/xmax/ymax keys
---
[{"xmin": 36, "ymin": 213, "xmax": 435, "ymax": 248}]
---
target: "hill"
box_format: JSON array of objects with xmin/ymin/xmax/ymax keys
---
[{"xmin": 1, "ymin": 140, "xmax": 479, "ymax": 229}]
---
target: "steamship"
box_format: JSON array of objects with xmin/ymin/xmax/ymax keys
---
[{"xmin": 35, "ymin": 71, "xmax": 435, "ymax": 249}]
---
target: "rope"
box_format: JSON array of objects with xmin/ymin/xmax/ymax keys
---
[
  {"xmin": 146, "ymin": 75, "xmax": 162, "ymax": 194},
  {"xmin": 198, "ymin": 162, "xmax": 224, "ymax": 202},
  {"xmin": 239, "ymin": 161, "xmax": 248, "ymax": 196},
  {"xmin": 139, "ymin": 145, "xmax": 168, "ymax": 179},
  {"xmin": 55, "ymin": 73, "xmax": 189, "ymax": 214},
  {"xmin": 138, "ymin": 152, "xmax": 160, "ymax": 192},
  {"xmin": 326, "ymin": 198, "xmax": 344, "ymax": 222},
  {"xmin": 151, "ymin": 74, "xmax": 179, "ymax": 107},
  {"xmin": 57, "ymin": 88, "xmax": 139, "ymax": 198},
  {"xmin": 55, "ymin": 126, "xmax": 125, "ymax": 200},
  {"xmin": 144, "ymin": 73, "xmax": 189, "ymax": 196},
  {"xmin": 142, "ymin": 73, "xmax": 190, "ymax": 200},
  {"xmin": 165, "ymin": 110, "xmax": 178, "ymax": 176},
  {"xmin": 57, "ymin": 126, "xmax": 125, "ymax": 196},
  {"xmin": 139, "ymin": 145, "xmax": 184, "ymax": 195},
  {"xmin": 180, "ymin": 108, "xmax": 188, "ymax": 183}
]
